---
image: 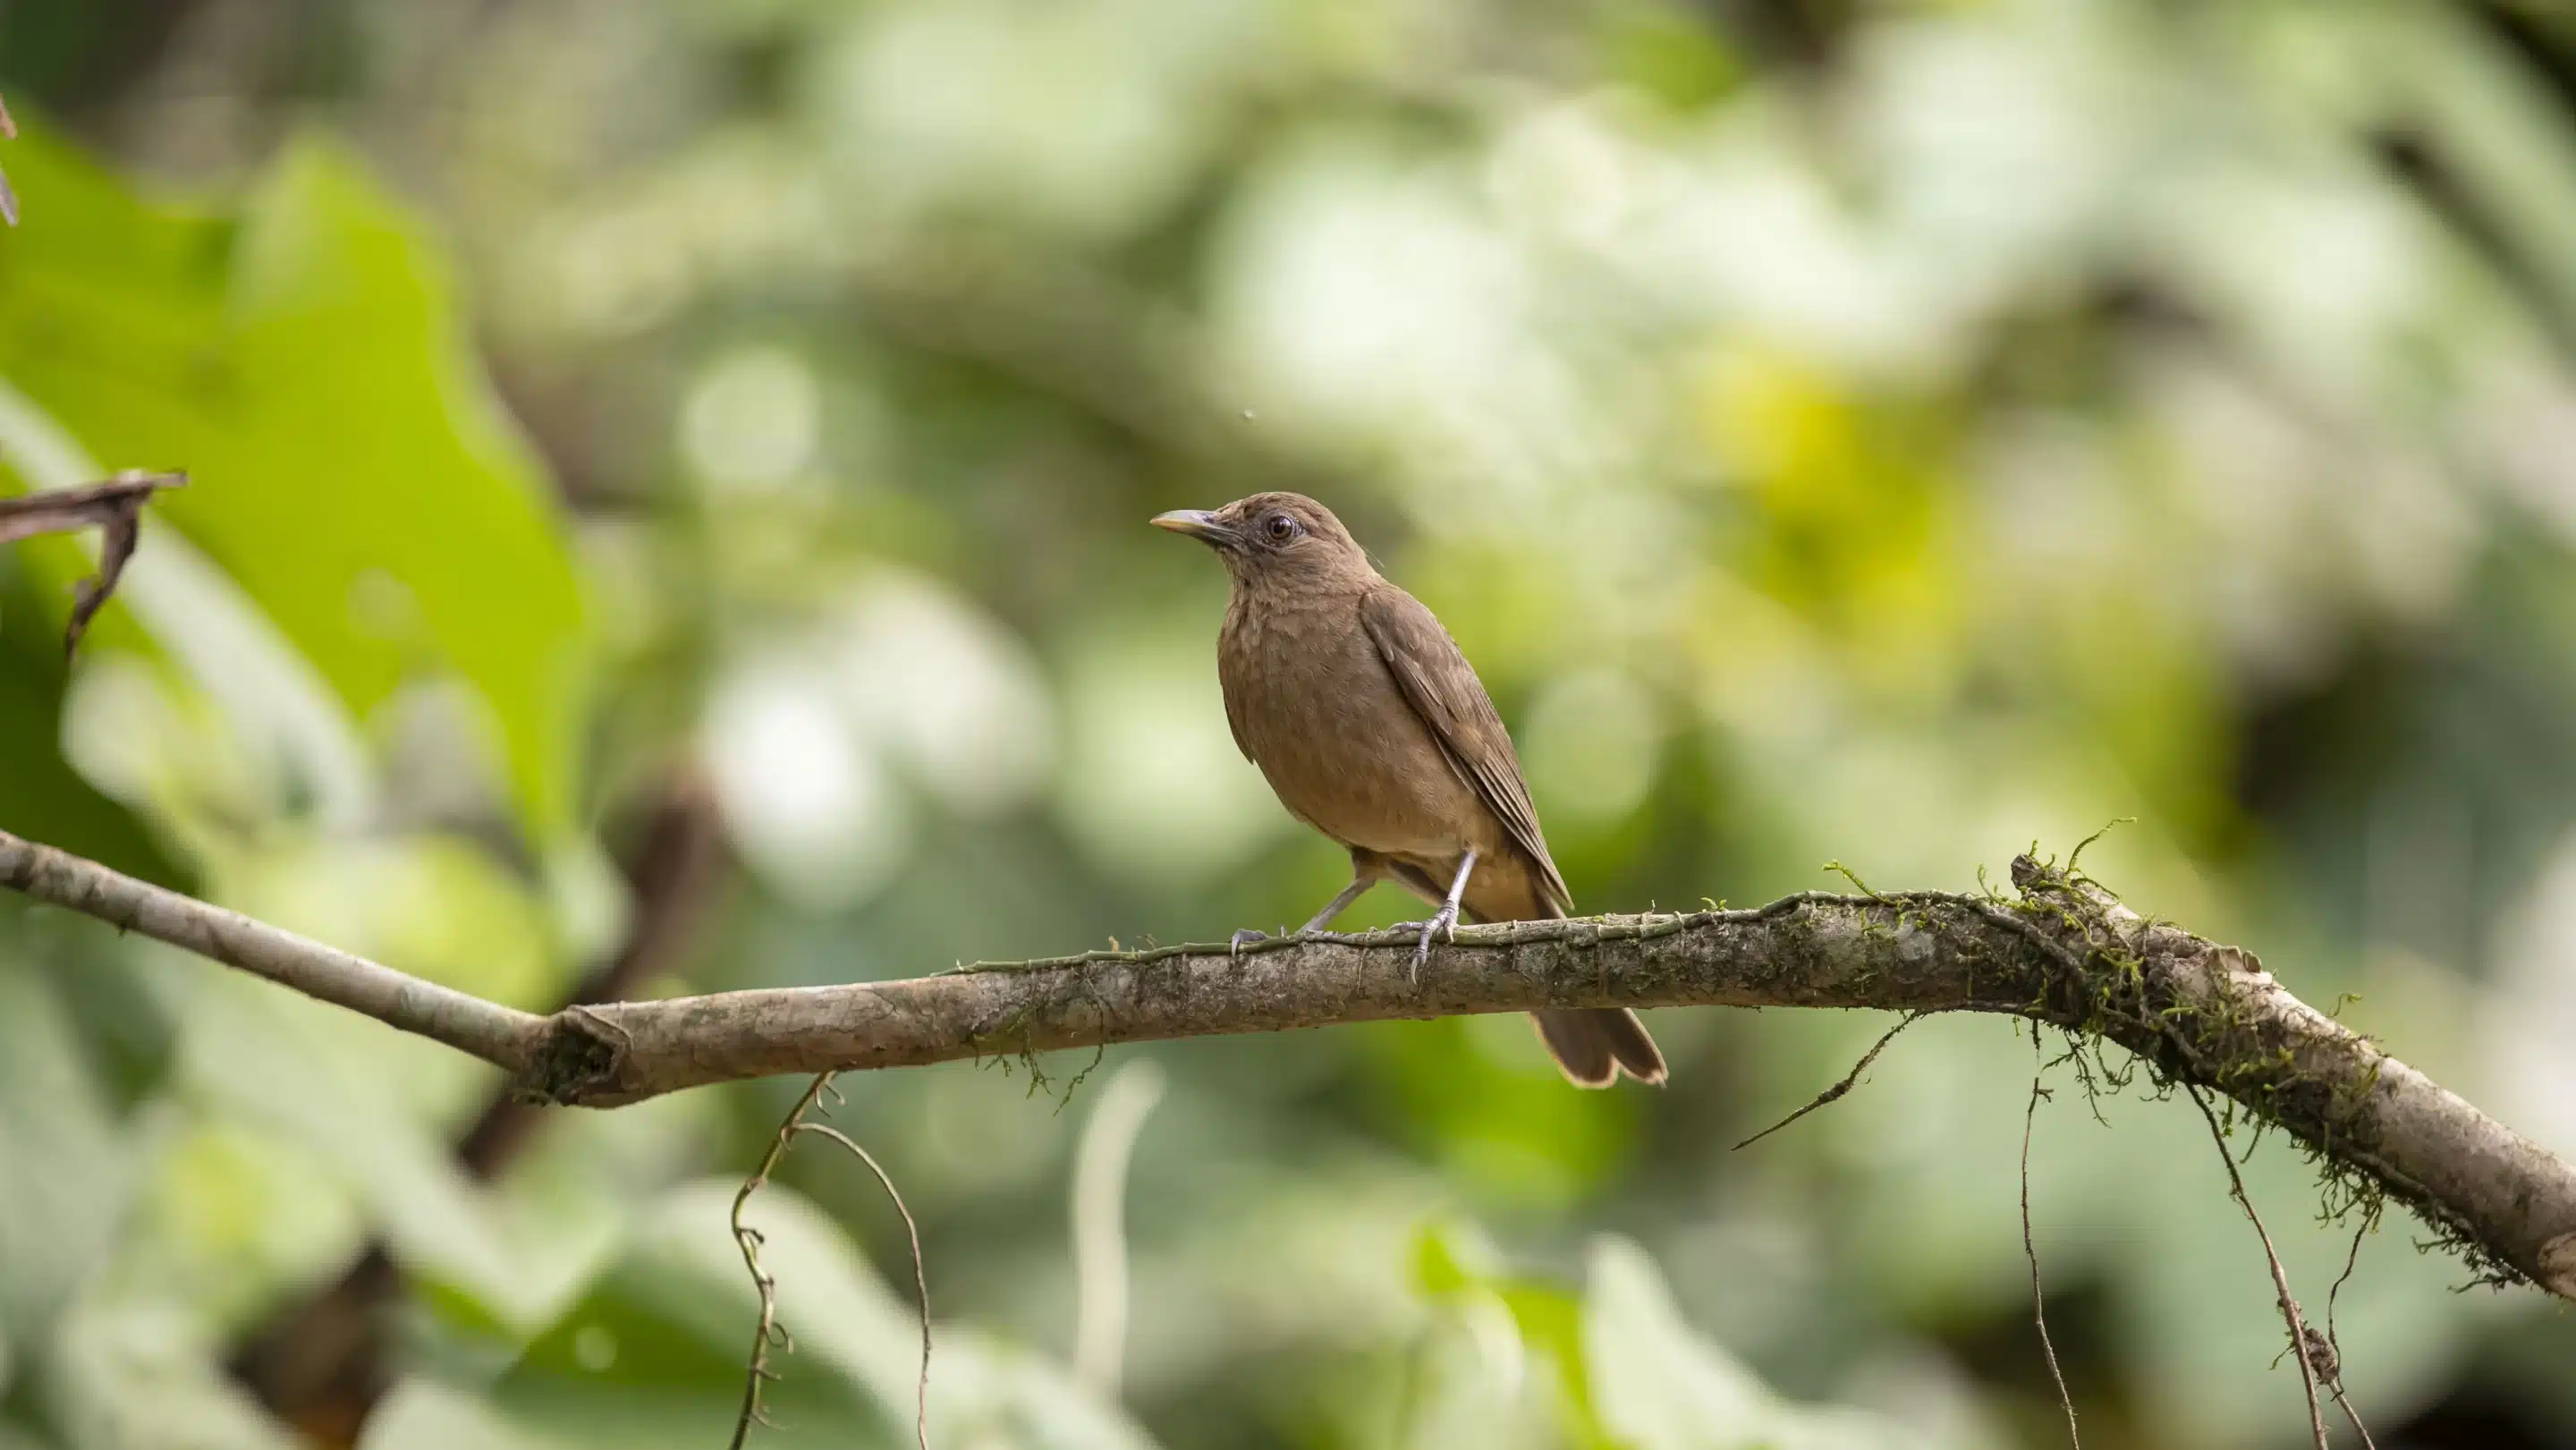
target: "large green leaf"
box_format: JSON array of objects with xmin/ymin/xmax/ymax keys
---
[
  {"xmin": 400, "ymin": 1180, "xmax": 1163, "ymax": 1450},
  {"xmin": 0, "ymin": 962, "xmax": 131, "ymax": 1356},
  {"xmin": 0, "ymin": 122, "xmax": 587, "ymax": 839},
  {"xmin": 1583, "ymin": 1237, "xmax": 1931, "ymax": 1450},
  {"xmin": 0, "ymin": 557, "xmax": 179, "ymax": 886}
]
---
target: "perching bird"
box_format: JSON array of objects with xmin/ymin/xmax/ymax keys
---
[{"xmin": 1153, "ymin": 492, "xmax": 1666, "ymax": 1088}]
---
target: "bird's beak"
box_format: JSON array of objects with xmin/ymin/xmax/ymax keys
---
[{"xmin": 1151, "ymin": 509, "xmax": 1237, "ymax": 548}]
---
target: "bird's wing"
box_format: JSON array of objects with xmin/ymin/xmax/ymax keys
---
[{"xmin": 1359, "ymin": 586, "xmax": 1572, "ymax": 913}]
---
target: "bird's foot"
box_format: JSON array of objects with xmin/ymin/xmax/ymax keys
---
[
  {"xmin": 1399, "ymin": 903, "xmax": 1461, "ymax": 984},
  {"xmin": 1231, "ymin": 927, "xmax": 1293, "ymax": 956}
]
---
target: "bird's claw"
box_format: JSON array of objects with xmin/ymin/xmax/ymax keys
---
[
  {"xmin": 1229, "ymin": 928, "xmax": 1268, "ymax": 957},
  {"xmin": 1405, "ymin": 903, "xmax": 1461, "ymax": 985}
]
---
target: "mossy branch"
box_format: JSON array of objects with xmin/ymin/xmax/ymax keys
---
[{"xmin": 2, "ymin": 824, "xmax": 2572, "ymax": 1301}]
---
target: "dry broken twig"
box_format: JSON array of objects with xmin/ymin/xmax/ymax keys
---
[
  {"xmin": 1732, "ymin": 1012, "xmax": 1919, "ymax": 1151},
  {"xmin": 4, "ymin": 824, "xmax": 2576, "ymax": 1307},
  {"xmin": 0, "ymin": 470, "xmax": 187, "ymax": 654}
]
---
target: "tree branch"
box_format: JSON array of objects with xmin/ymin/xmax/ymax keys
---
[
  {"xmin": 4, "ymin": 822, "xmax": 2574, "ymax": 1302},
  {"xmin": 453, "ymin": 768, "xmax": 727, "ymax": 1175},
  {"xmin": 0, "ymin": 826, "xmax": 546, "ymax": 1068},
  {"xmin": 228, "ymin": 771, "xmax": 728, "ymax": 1446}
]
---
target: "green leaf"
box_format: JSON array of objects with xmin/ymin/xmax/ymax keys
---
[
  {"xmin": 1500, "ymin": 1280, "xmax": 1614, "ymax": 1450},
  {"xmin": 0, "ymin": 558, "xmax": 181, "ymax": 886},
  {"xmin": 1404, "ymin": 1217, "xmax": 1611, "ymax": 1447},
  {"xmin": 0, "ymin": 962, "xmax": 131, "ymax": 1352},
  {"xmin": 37, "ymin": 1293, "xmax": 299, "ymax": 1450},
  {"xmin": 1409, "ymin": 1216, "xmax": 1502, "ymax": 1300},
  {"xmin": 174, "ymin": 970, "xmax": 533, "ymax": 1327},
  {"xmin": 456, "ymin": 1180, "xmax": 1163, "ymax": 1450},
  {"xmin": 360, "ymin": 1381, "xmax": 553, "ymax": 1450},
  {"xmin": 1583, "ymin": 1236, "xmax": 1928, "ymax": 1450},
  {"xmin": 0, "ymin": 122, "xmax": 588, "ymax": 840}
]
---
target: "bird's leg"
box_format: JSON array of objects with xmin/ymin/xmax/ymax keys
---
[
  {"xmin": 1410, "ymin": 848, "xmax": 1477, "ymax": 983},
  {"xmin": 1298, "ymin": 876, "xmax": 1374, "ymax": 935},
  {"xmin": 1231, "ymin": 875, "xmax": 1375, "ymax": 955}
]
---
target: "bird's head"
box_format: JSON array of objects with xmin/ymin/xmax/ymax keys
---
[{"xmin": 1151, "ymin": 492, "xmax": 1370, "ymax": 588}]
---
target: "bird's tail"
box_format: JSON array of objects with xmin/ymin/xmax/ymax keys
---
[
  {"xmin": 1436, "ymin": 861, "xmax": 1668, "ymax": 1088},
  {"xmin": 1513, "ymin": 894, "xmax": 1665, "ymax": 1088},
  {"xmin": 1530, "ymin": 1008, "xmax": 1667, "ymax": 1089}
]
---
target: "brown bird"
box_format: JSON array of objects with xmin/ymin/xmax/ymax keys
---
[{"xmin": 1154, "ymin": 492, "xmax": 1666, "ymax": 1087}]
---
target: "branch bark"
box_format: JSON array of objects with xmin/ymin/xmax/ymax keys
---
[{"xmin": 4, "ymin": 823, "xmax": 2572, "ymax": 1302}]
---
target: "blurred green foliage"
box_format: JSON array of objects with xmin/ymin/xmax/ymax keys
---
[
  {"xmin": 8, "ymin": 1, "xmax": 2576, "ymax": 1448},
  {"xmin": 0, "ymin": 129, "xmax": 586, "ymax": 844}
]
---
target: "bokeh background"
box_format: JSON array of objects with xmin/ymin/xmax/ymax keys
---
[{"xmin": 6, "ymin": 1, "xmax": 2576, "ymax": 1446}]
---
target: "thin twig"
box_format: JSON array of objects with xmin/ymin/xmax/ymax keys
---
[
  {"xmin": 2184, "ymin": 1084, "xmax": 2330, "ymax": 1450},
  {"xmin": 730, "ymin": 1073, "xmax": 934, "ymax": 1450},
  {"xmin": 2023, "ymin": 1035, "xmax": 2080, "ymax": 1447},
  {"xmin": 0, "ymin": 823, "xmax": 545, "ymax": 1070},
  {"xmin": 0, "ymin": 471, "xmax": 187, "ymax": 654},
  {"xmin": 1733, "ymin": 1013, "xmax": 1920, "ymax": 1150},
  {"xmin": 729, "ymin": 1075, "xmax": 833, "ymax": 1450},
  {"xmin": 2323, "ymin": 1212, "xmax": 2381, "ymax": 1450},
  {"xmin": 797, "ymin": 1115, "xmax": 931, "ymax": 1450}
]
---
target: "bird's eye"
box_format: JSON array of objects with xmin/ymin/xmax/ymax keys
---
[{"xmin": 1264, "ymin": 513, "xmax": 1297, "ymax": 542}]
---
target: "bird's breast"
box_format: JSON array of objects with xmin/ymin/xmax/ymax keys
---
[{"xmin": 1217, "ymin": 591, "xmax": 1487, "ymax": 858}]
